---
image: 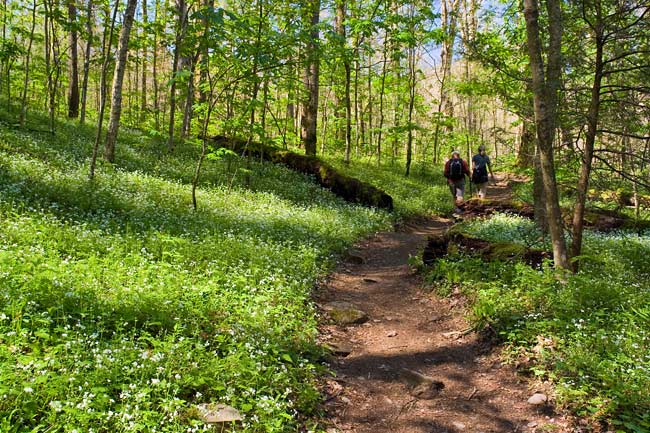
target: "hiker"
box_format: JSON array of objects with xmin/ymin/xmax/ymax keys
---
[
  {"xmin": 471, "ymin": 145, "xmax": 495, "ymax": 199},
  {"xmin": 444, "ymin": 150, "xmax": 471, "ymax": 214}
]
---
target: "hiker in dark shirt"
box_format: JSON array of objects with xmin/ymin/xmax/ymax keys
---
[
  {"xmin": 444, "ymin": 150, "xmax": 471, "ymax": 213},
  {"xmin": 471, "ymin": 145, "xmax": 495, "ymax": 199}
]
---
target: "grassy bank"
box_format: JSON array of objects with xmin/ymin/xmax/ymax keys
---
[
  {"xmin": 425, "ymin": 213, "xmax": 650, "ymax": 431},
  {"xmin": 0, "ymin": 115, "xmax": 393, "ymax": 432}
]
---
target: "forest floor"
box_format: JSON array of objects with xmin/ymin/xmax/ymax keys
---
[{"xmin": 316, "ymin": 175, "xmax": 573, "ymax": 433}]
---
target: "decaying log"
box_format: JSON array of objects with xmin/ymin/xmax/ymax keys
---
[
  {"xmin": 212, "ymin": 136, "xmax": 393, "ymax": 211},
  {"xmin": 423, "ymin": 231, "xmax": 551, "ymax": 268}
]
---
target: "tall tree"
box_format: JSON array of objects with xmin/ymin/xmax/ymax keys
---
[
  {"xmin": 523, "ymin": 0, "xmax": 569, "ymax": 269},
  {"xmin": 167, "ymin": 0, "xmax": 188, "ymax": 152},
  {"xmin": 19, "ymin": 0, "xmax": 37, "ymax": 127},
  {"xmin": 67, "ymin": 0, "xmax": 80, "ymax": 118},
  {"xmin": 140, "ymin": 0, "xmax": 147, "ymax": 121},
  {"xmin": 336, "ymin": 0, "xmax": 352, "ymax": 163},
  {"xmin": 79, "ymin": 0, "xmax": 93, "ymax": 124},
  {"xmin": 432, "ymin": 0, "xmax": 459, "ymax": 163},
  {"xmin": 104, "ymin": 0, "xmax": 139, "ymax": 162},
  {"xmin": 569, "ymin": 0, "xmax": 650, "ymax": 270},
  {"xmin": 301, "ymin": 0, "xmax": 320, "ymax": 156}
]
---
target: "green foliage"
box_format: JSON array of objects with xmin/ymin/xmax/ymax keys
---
[
  {"xmin": 0, "ymin": 114, "xmax": 392, "ymax": 432},
  {"xmin": 424, "ymin": 213, "xmax": 650, "ymax": 430},
  {"xmin": 324, "ymin": 157, "xmax": 454, "ymax": 219}
]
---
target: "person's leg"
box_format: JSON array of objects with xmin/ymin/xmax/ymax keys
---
[
  {"xmin": 478, "ymin": 182, "xmax": 487, "ymax": 199},
  {"xmin": 455, "ymin": 181, "xmax": 465, "ymax": 212}
]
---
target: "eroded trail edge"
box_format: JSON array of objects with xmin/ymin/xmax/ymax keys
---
[{"xmin": 316, "ymin": 183, "xmax": 569, "ymax": 433}]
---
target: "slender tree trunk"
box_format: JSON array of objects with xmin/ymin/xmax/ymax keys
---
[
  {"xmin": 336, "ymin": 0, "xmax": 352, "ymax": 163},
  {"xmin": 377, "ymin": 28, "xmax": 389, "ymax": 165},
  {"xmin": 79, "ymin": 0, "xmax": 93, "ymax": 124},
  {"xmin": 518, "ymin": 114, "xmax": 536, "ymax": 168},
  {"xmin": 90, "ymin": 0, "xmax": 119, "ymax": 178},
  {"xmin": 570, "ymin": 10, "xmax": 604, "ymax": 270},
  {"xmin": 152, "ymin": 0, "xmax": 160, "ymax": 129},
  {"xmin": 19, "ymin": 0, "xmax": 37, "ymax": 127},
  {"xmin": 167, "ymin": 0, "xmax": 187, "ymax": 152},
  {"xmin": 301, "ymin": 0, "xmax": 320, "ymax": 156},
  {"xmin": 44, "ymin": 0, "xmax": 52, "ymax": 125},
  {"xmin": 405, "ymin": 45, "xmax": 416, "ymax": 177},
  {"xmin": 140, "ymin": 0, "xmax": 148, "ymax": 121},
  {"xmin": 533, "ymin": 148, "xmax": 547, "ymax": 232},
  {"xmin": 67, "ymin": 0, "xmax": 80, "ymax": 118},
  {"xmin": 523, "ymin": 0, "xmax": 569, "ymax": 269},
  {"xmin": 103, "ymin": 0, "xmax": 138, "ymax": 162}
]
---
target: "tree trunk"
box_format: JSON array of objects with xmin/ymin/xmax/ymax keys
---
[
  {"xmin": 19, "ymin": 0, "xmax": 37, "ymax": 127},
  {"xmin": 167, "ymin": 0, "xmax": 187, "ymax": 152},
  {"xmin": 90, "ymin": 0, "xmax": 119, "ymax": 178},
  {"xmin": 140, "ymin": 0, "xmax": 148, "ymax": 121},
  {"xmin": 103, "ymin": 0, "xmax": 138, "ymax": 163},
  {"xmin": 517, "ymin": 114, "xmax": 536, "ymax": 168},
  {"xmin": 533, "ymin": 148, "xmax": 547, "ymax": 232},
  {"xmin": 301, "ymin": 0, "xmax": 320, "ymax": 156},
  {"xmin": 336, "ymin": 0, "xmax": 351, "ymax": 163},
  {"xmin": 152, "ymin": 0, "xmax": 160, "ymax": 129},
  {"xmin": 570, "ymin": 7, "xmax": 604, "ymax": 270},
  {"xmin": 405, "ymin": 44, "xmax": 416, "ymax": 177},
  {"xmin": 523, "ymin": 0, "xmax": 569, "ymax": 269},
  {"xmin": 376, "ymin": 27, "xmax": 389, "ymax": 165},
  {"xmin": 181, "ymin": 57, "xmax": 196, "ymax": 139},
  {"xmin": 67, "ymin": 0, "xmax": 80, "ymax": 118},
  {"xmin": 79, "ymin": 0, "xmax": 93, "ymax": 124}
]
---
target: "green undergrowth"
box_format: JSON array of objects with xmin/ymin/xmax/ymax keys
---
[
  {"xmin": 0, "ymin": 113, "xmax": 392, "ymax": 432},
  {"xmin": 323, "ymin": 157, "xmax": 454, "ymax": 219},
  {"xmin": 424, "ymin": 213, "xmax": 650, "ymax": 432}
]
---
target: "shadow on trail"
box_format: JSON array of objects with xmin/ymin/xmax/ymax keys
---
[{"xmin": 336, "ymin": 333, "xmax": 531, "ymax": 430}]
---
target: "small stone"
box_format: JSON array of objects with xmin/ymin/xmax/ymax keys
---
[
  {"xmin": 386, "ymin": 330, "xmax": 398, "ymax": 337},
  {"xmin": 340, "ymin": 396, "xmax": 351, "ymax": 404},
  {"xmin": 527, "ymin": 421, "xmax": 538, "ymax": 428},
  {"xmin": 527, "ymin": 393, "xmax": 548, "ymax": 405},
  {"xmin": 196, "ymin": 403, "xmax": 243, "ymax": 424},
  {"xmin": 398, "ymin": 368, "xmax": 445, "ymax": 399},
  {"xmin": 452, "ymin": 421, "xmax": 466, "ymax": 430},
  {"xmin": 345, "ymin": 252, "xmax": 365, "ymax": 265},
  {"xmin": 323, "ymin": 301, "xmax": 369, "ymax": 325},
  {"xmin": 323, "ymin": 340, "xmax": 353, "ymax": 357}
]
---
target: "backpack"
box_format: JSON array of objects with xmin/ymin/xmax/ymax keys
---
[
  {"xmin": 472, "ymin": 165, "xmax": 488, "ymax": 184},
  {"xmin": 449, "ymin": 159, "xmax": 463, "ymax": 179}
]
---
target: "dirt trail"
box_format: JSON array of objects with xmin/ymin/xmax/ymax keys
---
[{"xmin": 317, "ymin": 176, "xmax": 569, "ymax": 433}]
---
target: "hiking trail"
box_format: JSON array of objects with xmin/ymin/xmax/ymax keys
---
[{"xmin": 316, "ymin": 174, "xmax": 571, "ymax": 433}]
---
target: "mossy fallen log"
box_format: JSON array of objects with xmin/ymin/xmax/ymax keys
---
[
  {"xmin": 212, "ymin": 136, "xmax": 393, "ymax": 210},
  {"xmin": 422, "ymin": 231, "xmax": 550, "ymax": 268},
  {"xmin": 462, "ymin": 198, "xmax": 534, "ymax": 219}
]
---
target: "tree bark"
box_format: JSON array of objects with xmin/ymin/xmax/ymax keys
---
[
  {"xmin": 570, "ymin": 4, "xmax": 604, "ymax": 270},
  {"xmin": 19, "ymin": 0, "xmax": 37, "ymax": 127},
  {"xmin": 336, "ymin": 0, "xmax": 352, "ymax": 163},
  {"xmin": 301, "ymin": 0, "xmax": 320, "ymax": 156},
  {"xmin": 90, "ymin": 0, "xmax": 119, "ymax": 178},
  {"xmin": 103, "ymin": 0, "xmax": 138, "ymax": 162},
  {"xmin": 140, "ymin": 0, "xmax": 148, "ymax": 121},
  {"xmin": 67, "ymin": 0, "xmax": 80, "ymax": 118},
  {"xmin": 152, "ymin": 0, "xmax": 161, "ymax": 129},
  {"xmin": 168, "ymin": 0, "xmax": 187, "ymax": 151},
  {"xmin": 523, "ymin": 0, "xmax": 569, "ymax": 269},
  {"xmin": 79, "ymin": 0, "xmax": 93, "ymax": 124},
  {"xmin": 433, "ymin": 0, "xmax": 460, "ymax": 163}
]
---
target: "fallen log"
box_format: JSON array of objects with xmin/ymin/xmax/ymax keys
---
[
  {"xmin": 422, "ymin": 231, "xmax": 550, "ymax": 268},
  {"xmin": 211, "ymin": 136, "xmax": 393, "ymax": 211}
]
